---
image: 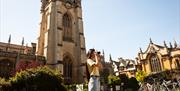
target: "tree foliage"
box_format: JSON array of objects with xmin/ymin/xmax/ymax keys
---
[
  {"xmin": 108, "ymin": 74, "xmax": 121, "ymax": 85},
  {"xmin": 128, "ymin": 77, "xmax": 140, "ymax": 91},
  {"xmin": 136, "ymin": 70, "xmax": 147, "ymax": 82},
  {"xmin": 0, "ymin": 66, "xmax": 66, "ymax": 91},
  {"xmin": 15, "ymin": 60, "xmax": 41, "ymax": 72}
]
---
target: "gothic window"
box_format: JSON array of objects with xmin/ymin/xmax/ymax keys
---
[
  {"xmin": 150, "ymin": 55, "xmax": 162, "ymax": 72},
  {"xmin": 63, "ymin": 13, "xmax": 72, "ymax": 42},
  {"xmin": 63, "ymin": 56, "xmax": 72, "ymax": 84}
]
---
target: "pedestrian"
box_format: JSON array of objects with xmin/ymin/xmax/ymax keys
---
[{"xmin": 86, "ymin": 49, "xmax": 102, "ymax": 91}]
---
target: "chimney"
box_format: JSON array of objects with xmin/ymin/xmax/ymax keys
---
[{"xmin": 31, "ymin": 43, "xmax": 36, "ymax": 55}]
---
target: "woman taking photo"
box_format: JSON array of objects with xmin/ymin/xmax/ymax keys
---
[{"xmin": 86, "ymin": 49, "xmax": 102, "ymax": 91}]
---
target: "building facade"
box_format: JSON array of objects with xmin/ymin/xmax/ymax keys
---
[
  {"xmin": 111, "ymin": 57, "xmax": 139, "ymax": 78},
  {"xmin": 37, "ymin": 0, "xmax": 86, "ymax": 84},
  {"xmin": 0, "ymin": 41, "xmax": 45, "ymax": 78},
  {"xmin": 137, "ymin": 39, "xmax": 180, "ymax": 75}
]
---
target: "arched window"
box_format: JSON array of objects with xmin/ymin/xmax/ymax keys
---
[
  {"xmin": 63, "ymin": 56, "xmax": 72, "ymax": 84},
  {"xmin": 63, "ymin": 13, "xmax": 72, "ymax": 42},
  {"xmin": 150, "ymin": 55, "xmax": 162, "ymax": 72}
]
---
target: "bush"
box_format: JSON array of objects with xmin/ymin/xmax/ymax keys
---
[
  {"xmin": 128, "ymin": 77, "xmax": 140, "ymax": 91},
  {"xmin": 0, "ymin": 66, "xmax": 66, "ymax": 91},
  {"xmin": 108, "ymin": 74, "xmax": 121, "ymax": 85},
  {"xmin": 136, "ymin": 70, "xmax": 147, "ymax": 82},
  {"xmin": 0, "ymin": 77, "xmax": 11, "ymax": 90}
]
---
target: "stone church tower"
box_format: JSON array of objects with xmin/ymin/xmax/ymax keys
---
[{"xmin": 37, "ymin": 0, "xmax": 86, "ymax": 84}]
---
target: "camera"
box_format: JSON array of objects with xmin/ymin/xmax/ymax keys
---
[{"xmin": 97, "ymin": 51, "xmax": 101, "ymax": 55}]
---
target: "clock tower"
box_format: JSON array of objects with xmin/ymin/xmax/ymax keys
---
[{"xmin": 37, "ymin": 0, "xmax": 86, "ymax": 84}]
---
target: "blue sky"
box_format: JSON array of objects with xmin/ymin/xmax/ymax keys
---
[{"xmin": 0, "ymin": 0, "xmax": 180, "ymax": 61}]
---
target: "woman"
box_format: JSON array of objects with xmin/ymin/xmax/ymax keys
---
[{"xmin": 86, "ymin": 49, "xmax": 102, "ymax": 91}]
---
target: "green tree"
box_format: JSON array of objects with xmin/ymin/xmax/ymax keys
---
[
  {"xmin": 0, "ymin": 66, "xmax": 66, "ymax": 91},
  {"xmin": 0, "ymin": 77, "xmax": 11, "ymax": 90},
  {"xmin": 136, "ymin": 70, "xmax": 147, "ymax": 82},
  {"xmin": 108, "ymin": 74, "xmax": 121, "ymax": 85},
  {"xmin": 128, "ymin": 77, "xmax": 140, "ymax": 91}
]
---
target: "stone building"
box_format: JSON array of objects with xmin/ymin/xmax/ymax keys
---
[
  {"xmin": 137, "ymin": 39, "xmax": 180, "ymax": 75},
  {"xmin": 37, "ymin": 0, "xmax": 86, "ymax": 84},
  {"xmin": 0, "ymin": 37, "xmax": 45, "ymax": 78}
]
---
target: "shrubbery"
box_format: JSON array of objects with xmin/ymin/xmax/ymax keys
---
[
  {"xmin": 136, "ymin": 70, "xmax": 147, "ymax": 82},
  {"xmin": 0, "ymin": 66, "xmax": 66, "ymax": 91},
  {"xmin": 108, "ymin": 74, "xmax": 121, "ymax": 85}
]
